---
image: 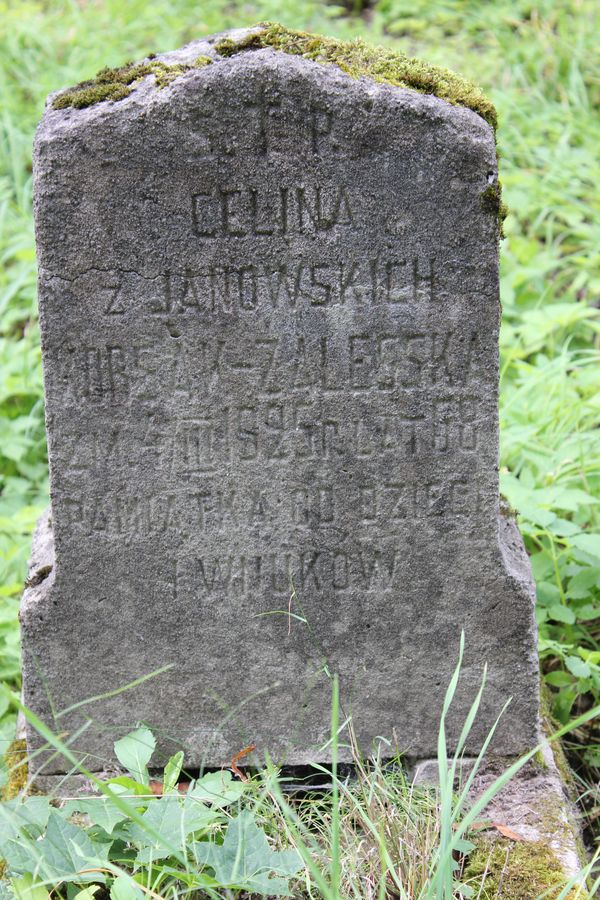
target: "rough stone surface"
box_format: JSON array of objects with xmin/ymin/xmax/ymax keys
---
[
  {"xmin": 413, "ymin": 744, "xmax": 587, "ymax": 887},
  {"xmin": 23, "ymin": 27, "xmax": 539, "ymax": 774}
]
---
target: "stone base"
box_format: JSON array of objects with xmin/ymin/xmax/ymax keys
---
[
  {"xmin": 21, "ymin": 509, "xmax": 541, "ymax": 773},
  {"xmin": 413, "ymin": 742, "xmax": 587, "ymax": 891},
  {"xmin": 19, "ymin": 730, "xmax": 587, "ymax": 895},
  {"xmin": 28, "ymin": 769, "xmax": 122, "ymax": 797}
]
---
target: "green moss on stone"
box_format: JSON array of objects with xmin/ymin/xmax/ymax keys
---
[
  {"xmin": 464, "ymin": 838, "xmax": 583, "ymax": 899},
  {"xmin": 499, "ymin": 494, "xmax": 518, "ymax": 519},
  {"xmin": 53, "ymin": 81, "xmax": 131, "ymax": 109},
  {"xmin": 480, "ymin": 182, "xmax": 508, "ymax": 238},
  {"xmin": 52, "ymin": 54, "xmax": 212, "ymax": 110},
  {"xmin": 1, "ymin": 738, "xmax": 28, "ymax": 801},
  {"xmin": 215, "ymin": 22, "xmax": 497, "ymax": 129},
  {"xmin": 540, "ymin": 682, "xmax": 578, "ymax": 796}
]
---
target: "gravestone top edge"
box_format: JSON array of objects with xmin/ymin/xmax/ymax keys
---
[{"xmin": 39, "ymin": 23, "xmax": 496, "ymax": 131}]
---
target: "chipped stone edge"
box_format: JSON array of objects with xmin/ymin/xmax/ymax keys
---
[
  {"xmin": 412, "ymin": 741, "xmax": 588, "ymax": 887},
  {"xmin": 19, "ymin": 511, "xmax": 55, "ymax": 722},
  {"xmin": 19, "ymin": 509, "xmax": 55, "ymax": 746},
  {"xmin": 19, "ymin": 509, "xmax": 54, "ymax": 626}
]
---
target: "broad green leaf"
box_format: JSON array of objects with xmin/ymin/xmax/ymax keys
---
[
  {"xmin": 530, "ymin": 551, "xmax": 554, "ymax": 581},
  {"xmin": 536, "ymin": 583, "xmax": 562, "ymax": 606},
  {"xmin": 191, "ymin": 810, "xmax": 302, "ymax": 896},
  {"xmin": 11, "ymin": 874, "xmax": 50, "ymax": 900},
  {"xmin": 0, "ymin": 836, "xmax": 37, "ymax": 875},
  {"xmin": 568, "ymin": 567, "xmax": 600, "ymax": 595},
  {"xmin": 62, "ymin": 798, "xmax": 130, "ymax": 835},
  {"xmin": 544, "ymin": 671, "xmax": 573, "ymax": 687},
  {"xmin": 551, "ymin": 519, "xmax": 581, "ymax": 537},
  {"xmin": 188, "ymin": 769, "xmax": 247, "ymax": 807},
  {"xmin": 1, "ymin": 811, "xmax": 110, "ymax": 882},
  {"xmin": 113, "ymin": 728, "xmax": 155, "ymax": 785},
  {"xmin": 553, "ymin": 489, "xmax": 599, "ymax": 511},
  {"xmin": 71, "ymin": 888, "xmax": 102, "ymax": 900},
  {"xmin": 565, "ymin": 656, "xmax": 591, "ymax": 679},
  {"xmin": 571, "ymin": 533, "xmax": 600, "ymax": 560},
  {"xmin": 162, "ymin": 750, "xmax": 184, "ymax": 794},
  {"xmin": 517, "ymin": 506, "xmax": 556, "ymax": 528},
  {"xmin": 547, "ymin": 604, "xmax": 576, "ymax": 624},
  {"xmin": 453, "ymin": 839, "xmax": 475, "ymax": 854},
  {"xmin": 128, "ymin": 796, "xmax": 221, "ymax": 862},
  {"xmin": 553, "ymin": 689, "xmax": 577, "ymax": 724},
  {"xmin": 40, "ymin": 811, "xmax": 111, "ymax": 881},
  {"xmin": 110, "ymin": 875, "xmax": 144, "ymax": 900},
  {"xmin": 105, "ymin": 776, "xmax": 149, "ymax": 796},
  {"xmin": 0, "ymin": 797, "xmax": 51, "ymax": 842},
  {"xmin": 575, "ymin": 604, "xmax": 600, "ymax": 621}
]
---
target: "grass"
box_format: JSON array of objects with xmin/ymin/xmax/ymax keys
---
[{"xmin": 0, "ymin": 0, "xmax": 599, "ymax": 865}]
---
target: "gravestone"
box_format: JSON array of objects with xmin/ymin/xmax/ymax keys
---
[{"xmin": 23, "ymin": 25, "xmax": 539, "ymax": 773}]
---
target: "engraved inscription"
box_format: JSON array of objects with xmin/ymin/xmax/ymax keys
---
[
  {"xmin": 96, "ymin": 258, "xmax": 436, "ymax": 317},
  {"xmin": 59, "ymin": 397, "xmax": 481, "ymax": 475},
  {"xmin": 158, "ymin": 88, "xmax": 361, "ymax": 160},
  {"xmin": 56, "ymin": 330, "xmax": 480, "ymax": 405},
  {"xmin": 60, "ymin": 476, "xmax": 481, "ymax": 539},
  {"xmin": 191, "ymin": 184, "xmax": 355, "ymax": 237},
  {"xmin": 177, "ymin": 547, "xmax": 401, "ymax": 597},
  {"xmin": 174, "ymin": 541, "xmax": 445, "ymax": 601}
]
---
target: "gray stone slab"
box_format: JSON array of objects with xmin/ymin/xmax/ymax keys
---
[
  {"xmin": 23, "ymin": 26, "xmax": 539, "ymax": 774},
  {"xmin": 412, "ymin": 744, "xmax": 587, "ymax": 889}
]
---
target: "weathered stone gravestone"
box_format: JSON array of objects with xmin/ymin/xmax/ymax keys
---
[{"xmin": 23, "ymin": 25, "xmax": 539, "ymax": 773}]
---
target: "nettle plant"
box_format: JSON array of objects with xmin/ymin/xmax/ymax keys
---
[{"xmin": 0, "ymin": 727, "xmax": 303, "ymax": 898}]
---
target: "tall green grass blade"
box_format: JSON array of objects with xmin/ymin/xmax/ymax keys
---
[
  {"xmin": 330, "ymin": 674, "xmax": 341, "ymax": 897},
  {"xmin": 263, "ymin": 754, "xmax": 337, "ymax": 900}
]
